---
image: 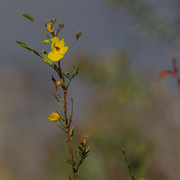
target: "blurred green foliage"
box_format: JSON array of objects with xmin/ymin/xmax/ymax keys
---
[
  {"xmin": 76, "ymin": 52, "xmax": 152, "ymax": 180},
  {"xmin": 1, "ymin": 51, "xmax": 177, "ymax": 180},
  {"xmin": 105, "ymin": 0, "xmax": 180, "ymax": 44}
]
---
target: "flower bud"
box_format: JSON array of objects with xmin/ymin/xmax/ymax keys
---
[
  {"xmin": 42, "ymin": 39, "xmax": 51, "ymax": 44},
  {"xmin": 58, "ymin": 23, "xmax": 64, "ymax": 29},
  {"xmin": 46, "ymin": 23, "xmax": 54, "ymax": 33},
  {"xmin": 48, "ymin": 112, "xmax": 60, "ymax": 122},
  {"xmin": 52, "ymin": 75, "xmax": 58, "ymax": 92},
  {"xmin": 53, "ymin": 17, "xmax": 57, "ymax": 24},
  {"xmin": 76, "ymin": 31, "xmax": 82, "ymax": 39},
  {"xmin": 49, "ymin": 19, "xmax": 53, "ymax": 23}
]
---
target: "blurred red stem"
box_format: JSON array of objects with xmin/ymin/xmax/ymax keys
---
[{"xmin": 121, "ymin": 148, "xmax": 135, "ymax": 180}]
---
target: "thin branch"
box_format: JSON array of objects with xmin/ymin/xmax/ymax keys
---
[
  {"xmin": 121, "ymin": 148, "xmax": 135, "ymax": 180},
  {"xmin": 58, "ymin": 60, "xmax": 78, "ymax": 180},
  {"xmin": 33, "ymin": 21, "xmax": 50, "ymax": 39},
  {"xmin": 68, "ymin": 39, "xmax": 78, "ymax": 51}
]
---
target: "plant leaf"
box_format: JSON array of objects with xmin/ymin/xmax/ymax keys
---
[
  {"xmin": 53, "ymin": 64, "xmax": 61, "ymax": 76},
  {"xmin": 15, "ymin": 41, "xmax": 33, "ymax": 51},
  {"xmin": 70, "ymin": 126, "xmax": 74, "ymax": 137},
  {"xmin": 32, "ymin": 50, "xmax": 43, "ymax": 58},
  {"xmin": 16, "ymin": 41, "xmax": 43, "ymax": 59},
  {"xmin": 43, "ymin": 50, "xmax": 53, "ymax": 65},
  {"xmin": 64, "ymin": 66, "xmax": 79, "ymax": 81},
  {"xmin": 53, "ymin": 93, "xmax": 59, "ymax": 103},
  {"xmin": 56, "ymin": 124, "xmax": 66, "ymax": 132},
  {"xmin": 66, "ymin": 159, "xmax": 78, "ymax": 166},
  {"xmin": 22, "ymin": 14, "xmax": 35, "ymax": 22}
]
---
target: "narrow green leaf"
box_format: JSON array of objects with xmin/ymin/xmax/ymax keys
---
[
  {"xmin": 23, "ymin": 46, "xmax": 33, "ymax": 51},
  {"xmin": 53, "ymin": 93, "xmax": 59, "ymax": 103},
  {"xmin": 42, "ymin": 50, "xmax": 53, "ymax": 65},
  {"xmin": 53, "ymin": 64, "xmax": 60, "ymax": 76},
  {"xmin": 59, "ymin": 117, "xmax": 66, "ymax": 128},
  {"xmin": 58, "ymin": 23, "xmax": 64, "ymax": 29},
  {"xmin": 16, "ymin": 41, "xmax": 33, "ymax": 51},
  {"xmin": 42, "ymin": 50, "xmax": 47, "ymax": 58},
  {"xmin": 69, "ymin": 95, "xmax": 73, "ymax": 123},
  {"xmin": 86, "ymin": 147, "xmax": 90, "ymax": 153},
  {"xmin": 70, "ymin": 126, "xmax": 74, "ymax": 137},
  {"xmin": 84, "ymin": 151, "xmax": 90, "ymax": 158},
  {"xmin": 69, "ymin": 110, "xmax": 71, "ymax": 119},
  {"xmin": 82, "ymin": 154, "xmax": 89, "ymax": 161},
  {"xmin": 16, "ymin": 41, "xmax": 43, "ymax": 59},
  {"xmin": 66, "ymin": 159, "xmax": 78, "ymax": 166},
  {"xmin": 56, "ymin": 124, "xmax": 66, "ymax": 132},
  {"xmin": 22, "ymin": 14, "xmax": 35, "ymax": 22},
  {"xmin": 75, "ymin": 153, "xmax": 80, "ymax": 161},
  {"xmin": 15, "ymin": 41, "xmax": 25, "ymax": 46},
  {"xmin": 33, "ymin": 50, "xmax": 43, "ymax": 58}
]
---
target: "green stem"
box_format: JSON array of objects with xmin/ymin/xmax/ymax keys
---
[
  {"xmin": 33, "ymin": 21, "xmax": 50, "ymax": 39},
  {"xmin": 68, "ymin": 39, "xmax": 78, "ymax": 51}
]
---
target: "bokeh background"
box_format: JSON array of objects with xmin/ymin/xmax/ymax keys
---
[{"xmin": 1, "ymin": 0, "xmax": 180, "ymax": 179}]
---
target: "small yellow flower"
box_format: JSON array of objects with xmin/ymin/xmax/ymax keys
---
[
  {"xmin": 57, "ymin": 81, "xmax": 61, "ymax": 85},
  {"xmin": 48, "ymin": 112, "xmax": 60, "ymax": 122},
  {"xmin": 48, "ymin": 37, "xmax": 68, "ymax": 61},
  {"xmin": 46, "ymin": 23, "xmax": 54, "ymax": 33}
]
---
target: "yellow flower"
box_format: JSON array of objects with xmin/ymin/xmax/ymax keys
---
[
  {"xmin": 46, "ymin": 23, "xmax": 54, "ymax": 33},
  {"xmin": 48, "ymin": 37, "xmax": 68, "ymax": 61},
  {"xmin": 57, "ymin": 81, "xmax": 61, "ymax": 85},
  {"xmin": 48, "ymin": 112, "xmax": 60, "ymax": 122}
]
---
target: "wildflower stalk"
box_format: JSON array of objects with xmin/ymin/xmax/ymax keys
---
[
  {"xmin": 58, "ymin": 61, "xmax": 77, "ymax": 180},
  {"xmin": 58, "ymin": 61, "xmax": 64, "ymax": 84},
  {"xmin": 68, "ymin": 39, "xmax": 78, "ymax": 51},
  {"xmin": 16, "ymin": 14, "xmax": 89, "ymax": 179}
]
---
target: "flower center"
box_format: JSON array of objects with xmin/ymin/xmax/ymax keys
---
[{"xmin": 55, "ymin": 46, "xmax": 60, "ymax": 51}]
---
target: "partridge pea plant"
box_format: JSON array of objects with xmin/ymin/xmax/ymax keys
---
[{"xmin": 16, "ymin": 14, "xmax": 90, "ymax": 180}]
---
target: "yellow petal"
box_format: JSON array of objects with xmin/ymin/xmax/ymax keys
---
[
  {"xmin": 58, "ymin": 38, "xmax": 65, "ymax": 47},
  {"xmin": 47, "ymin": 23, "xmax": 54, "ymax": 33},
  {"xmin": 48, "ymin": 51, "xmax": 63, "ymax": 61},
  {"xmin": 60, "ymin": 46, "xmax": 68, "ymax": 54},
  {"xmin": 50, "ymin": 37, "xmax": 59, "ymax": 42},
  {"xmin": 51, "ymin": 37, "xmax": 60, "ymax": 51},
  {"xmin": 51, "ymin": 41, "xmax": 56, "ymax": 51}
]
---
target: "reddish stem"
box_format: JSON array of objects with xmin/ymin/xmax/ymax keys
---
[{"xmin": 58, "ymin": 60, "xmax": 78, "ymax": 180}]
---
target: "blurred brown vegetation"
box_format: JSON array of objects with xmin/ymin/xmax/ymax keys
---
[
  {"xmin": 71, "ymin": 52, "xmax": 180, "ymax": 180},
  {"xmin": 42, "ymin": 52, "xmax": 180, "ymax": 180}
]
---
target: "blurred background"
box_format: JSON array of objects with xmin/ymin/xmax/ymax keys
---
[{"xmin": 1, "ymin": 0, "xmax": 180, "ymax": 179}]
